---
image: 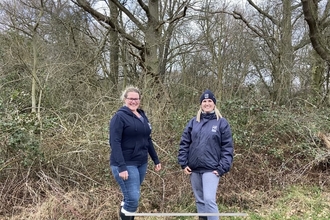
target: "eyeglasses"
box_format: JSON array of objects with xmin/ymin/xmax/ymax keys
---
[{"xmin": 126, "ymin": 98, "xmax": 140, "ymax": 101}]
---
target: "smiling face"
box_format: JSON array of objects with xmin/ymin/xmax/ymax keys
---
[
  {"xmin": 124, "ymin": 91, "xmax": 140, "ymax": 112},
  {"xmin": 201, "ymin": 99, "xmax": 215, "ymax": 113}
]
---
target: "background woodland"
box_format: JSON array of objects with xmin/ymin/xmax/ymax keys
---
[{"xmin": 1, "ymin": 0, "xmax": 330, "ymax": 219}]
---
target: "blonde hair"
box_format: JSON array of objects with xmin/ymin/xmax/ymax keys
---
[
  {"xmin": 196, "ymin": 106, "xmax": 222, "ymax": 122},
  {"xmin": 120, "ymin": 85, "xmax": 141, "ymax": 102}
]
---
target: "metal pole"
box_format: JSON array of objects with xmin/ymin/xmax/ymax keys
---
[{"xmin": 125, "ymin": 213, "xmax": 248, "ymax": 217}]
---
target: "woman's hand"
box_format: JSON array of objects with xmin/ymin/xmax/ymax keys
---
[
  {"xmin": 119, "ymin": 170, "xmax": 129, "ymax": 180},
  {"xmin": 212, "ymin": 170, "xmax": 219, "ymax": 177},
  {"xmin": 184, "ymin": 166, "xmax": 192, "ymax": 175},
  {"xmin": 155, "ymin": 163, "xmax": 162, "ymax": 172}
]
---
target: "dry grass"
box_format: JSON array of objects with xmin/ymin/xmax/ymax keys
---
[
  {"xmin": 7, "ymin": 174, "xmax": 119, "ymax": 220},
  {"xmin": 1, "ymin": 100, "xmax": 330, "ymax": 220}
]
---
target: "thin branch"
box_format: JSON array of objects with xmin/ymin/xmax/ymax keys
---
[
  {"xmin": 137, "ymin": 0, "xmax": 148, "ymax": 15},
  {"xmin": 247, "ymin": 0, "xmax": 279, "ymax": 26},
  {"xmin": 110, "ymin": 0, "xmax": 146, "ymax": 31},
  {"xmin": 73, "ymin": 0, "xmax": 143, "ymax": 50},
  {"xmin": 156, "ymin": 4, "xmax": 188, "ymax": 30}
]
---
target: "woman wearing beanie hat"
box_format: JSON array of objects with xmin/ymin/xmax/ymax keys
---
[{"xmin": 178, "ymin": 89, "xmax": 234, "ymax": 220}]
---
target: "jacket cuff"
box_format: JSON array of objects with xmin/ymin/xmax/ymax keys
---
[
  {"xmin": 118, "ymin": 165, "xmax": 127, "ymax": 173},
  {"xmin": 217, "ymin": 166, "xmax": 225, "ymax": 176}
]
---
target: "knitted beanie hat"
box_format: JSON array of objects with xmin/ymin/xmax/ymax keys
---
[{"xmin": 200, "ymin": 89, "xmax": 216, "ymax": 104}]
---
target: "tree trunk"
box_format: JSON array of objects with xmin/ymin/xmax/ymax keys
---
[
  {"xmin": 143, "ymin": 0, "xmax": 161, "ymax": 89},
  {"xmin": 277, "ymin": 0, "xmax": 294, "ymax": 104},
  {"xmin": 311, "ymin": 51, "xmax": 325, "ymax": 105},
  {"xmin": 109, "ymin": 1, "xmax": 119, "ymax": 90},
  {"xmin": 31, "ymin": 33, "xmax": 37, "ymax": 114}
]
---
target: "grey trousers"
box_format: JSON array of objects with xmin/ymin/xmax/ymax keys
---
[{"xmin": 190, "ymin": 172, "xmax": 220, "ymax": 220}]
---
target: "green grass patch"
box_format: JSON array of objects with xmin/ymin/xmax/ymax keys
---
[{"xmin": 231, "ymin": 186, "xmax": 330, "ymax": 220}]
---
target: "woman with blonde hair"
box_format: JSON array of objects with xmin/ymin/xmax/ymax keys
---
[
  {"xmin": 109, "ymin": 86, "xmax": 161, "ymax": 220},
  {"xmin": 178, "ymin": 89, "xmax": 234, "ymax": 220}
]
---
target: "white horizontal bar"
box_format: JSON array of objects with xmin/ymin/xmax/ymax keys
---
[{"xmin": 125, "ymin": 213, "xmax": 248, "ymax": 217}]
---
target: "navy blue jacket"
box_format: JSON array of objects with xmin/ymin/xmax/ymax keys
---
[
  {"xmin": 178, "ymin": 112, "xmax": 234, "ymax": 176},
  {"xmin": 109, "ymin": 106, "xmax": 160, "ymax": 172}
]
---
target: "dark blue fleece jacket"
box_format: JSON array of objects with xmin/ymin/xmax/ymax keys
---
[
  {"xmin": 109, "ymin": 106, "xmax": 160, "ymax": 172},
  {"xmin": 178, "ymin": 112, "xmax": 234, "ymax": 176}
]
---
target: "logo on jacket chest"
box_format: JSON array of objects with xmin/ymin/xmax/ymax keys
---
[{"xmin": 211, "ymin": 125, "xmax": 218, "ymax": 132}]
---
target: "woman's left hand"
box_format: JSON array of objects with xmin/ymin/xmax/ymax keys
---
[
  {"xmin": 155, "ymin": 163, "xmax": 161, "ymax": 172},
  {"xmin": 212, "ymin": 170, "xmax": 219, "ymax": 177}
]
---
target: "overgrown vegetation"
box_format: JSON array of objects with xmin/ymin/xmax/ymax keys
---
[
  {"xmin": 1, "ymin": 0, "xmax": 330, "ymax": 219},
  {"xmin": 1, "ymin": 90, "xmax": 330, "ymax": 219}
]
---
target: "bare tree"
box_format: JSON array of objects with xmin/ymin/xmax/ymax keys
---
[
  {"xmin": 72, "ymin": 0, "xmax": 188, "ymax": 91},
  {"xmin": 188, "ymin": 1, "xmax": 254, "ymax": 102},
  {"xmin": 301, "ymin": 0, "xmax": 330, "ymax": 62},
  {"xmin": 0, "ymin": 0, "xmax": 106, "ymax": 114},
  {"xmin": 0, "ymin": 0, "xmax": 45, "ymax": 118},
  {"xmin": 301, "ymin": 0, "xmax": 330, "ymax": 105},
  {"xmin": 232, "ymin": 0, "xmax": 310, "ymax": 104}
]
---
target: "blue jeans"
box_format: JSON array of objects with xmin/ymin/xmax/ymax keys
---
[
  {"xmin": 111, "ymin": 163, "xmax": 148, "ymax": 212},
  {"xmin": 190, "ymin": 172, "xmax": 220, "ymax": 220}
]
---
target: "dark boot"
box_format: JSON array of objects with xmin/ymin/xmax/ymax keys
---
[
  {"xmin": 199, "ymin": 217, "xmax": 207, "ymax": 220},
  {"xmin": 119, "ymin": 208, "xmax": 135, "ymax": 220}
]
